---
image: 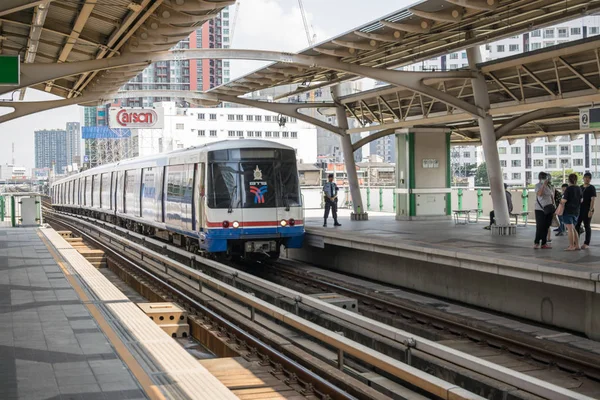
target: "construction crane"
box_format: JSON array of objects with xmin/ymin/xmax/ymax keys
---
[{"xmin": 298, "ymin": 0, "xmax": 315, "ymax": 46}]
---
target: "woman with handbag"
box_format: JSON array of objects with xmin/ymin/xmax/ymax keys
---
[
  {"xmin": 559, "ymin": 173, "xmax": 583, "ymax": 251},
  {"xmin": 534, "ymin": 172, "xmax": 555, "ymax": 249}
]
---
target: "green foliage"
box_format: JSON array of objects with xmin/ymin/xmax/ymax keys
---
[
  {"xmin": 475, "ymin": 162, "xmax": 489, "ymax": 187},
  {"xmin": 549, "ymin": 169, "xmax": 583, "ymax": 186}
]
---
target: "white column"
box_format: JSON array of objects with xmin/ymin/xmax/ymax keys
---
[
  {"xmin": 467, "ymin": 46, "xmax": 510, "ymax": 226},
  {"xmin": 332, "ymin": 85, "xmax": 366, "ymax": 218}
]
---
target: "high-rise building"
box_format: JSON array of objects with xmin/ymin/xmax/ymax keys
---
[
  {"xmin": 35, "ymin": 129, "xmax": 67, "ymax": 174},
  {"xmin": 66, "ymin": 122, "xmax": 82, "ymax": 169},
  {"xmin": 118, "ymin": 7, "xmax": 230, "ymax": 108}
]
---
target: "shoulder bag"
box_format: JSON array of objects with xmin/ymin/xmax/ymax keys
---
[{"xmin": 537, "ymin": 195, "xmax": 556, "ymax": 216}]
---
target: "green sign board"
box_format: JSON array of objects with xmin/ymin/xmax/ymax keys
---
[{"xmin": 0, "ymin": 56, "xmax": 20, "ymax": 86}]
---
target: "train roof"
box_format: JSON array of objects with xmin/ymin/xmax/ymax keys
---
[{"xmin": 52, "ymin": 139, "xmax": 296, "ymax": 185}]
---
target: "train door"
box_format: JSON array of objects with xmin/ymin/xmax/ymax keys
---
[{"xmin": 196, "ymin": 163, "xmax": 205, "ymax": 231}]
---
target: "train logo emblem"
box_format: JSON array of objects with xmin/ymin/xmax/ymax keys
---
[
  {"xmin": 253, "ymin": 166, "xmax": 263, "ymax": 180},
  {"xmin": 250, "ymin": 186, "xmax": 268, "ymax": 203}
]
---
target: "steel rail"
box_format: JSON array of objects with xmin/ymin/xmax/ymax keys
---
[
  {"xmin": 45, "ymin": 214, "xmax": 360, "ymax": 400},
  {"xmin": 44, "ymin": 210, "xmax": 484, "ymax": 400}
]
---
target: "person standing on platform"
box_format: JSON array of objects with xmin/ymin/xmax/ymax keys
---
[
  {"xmin": 534, "ymin": 172, "xmax": 555, "ymax": 249},
  {"xmin": 576, "ymin": 172, "xmax": 596, "ymax": 249},
  {"xmin": 554, "ymin": 184, "xmax": 568, "ymax": 236},
  {"xmin": 323, "ymin": 174, "xmax": 342, "ymax": 227},
  {"xmin": 560, "ymin": 173, "xmax": 582, "ymax": 251},
  {"xmin": 484, "ymin": 184, "xmax": 513, "ymax": 230}
]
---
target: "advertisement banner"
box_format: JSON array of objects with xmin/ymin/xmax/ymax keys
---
[{"xmin": 109, "ymin": 107, "xmax": 164, "ymax": 129}]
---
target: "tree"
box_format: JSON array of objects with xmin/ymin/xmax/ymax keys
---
[
  {"xmin": 465, "ymin": 163, "xmax": 478, "ymax": 177},
  {"xmin": 550, "ymin": 169, "xmax": 583, "ymax": 186},
  {"xmin": 475, "ymin": 162, "xmax": 489, "ymax": 187}
]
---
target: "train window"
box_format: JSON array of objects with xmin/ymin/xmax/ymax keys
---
[
  {"xmin": 208, "ymin": 150, "xmax": 228, "ymax": 161},
  {"xmin": 101, "ymin": 173, "xmax": 111, "ymax": 208},
  {"xmin": 240, "ymin": 162, "xmax": 277, "ymax": 208},
  {"xmin": 93, "ymin": 175, "xmax": 100, "ymax": 207},
  {"xmin": 207, "ymin": 162, "xmax": 239, "ymax": 209}
]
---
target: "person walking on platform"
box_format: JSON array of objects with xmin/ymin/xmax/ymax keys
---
[
  {"xmin": 559, "ymin": 173, "xmax": 582, "ymax": 251},
  {"xmin": 484, "ymin": 184, "xmax": 513, "ymax": 230},
  {"xmin": 534, "ymin": 172, "xmax": 555, "ymax": 249},
  {"xmin": 575, "ymin": 172, "xmax": 596, "ymax": 249},
  {"xmin": 323, "ymin": 174, "xmax": 341, "ymax": 227}
]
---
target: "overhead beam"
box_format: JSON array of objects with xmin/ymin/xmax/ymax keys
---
[
  {"xmin": 352, "ymin": 128, "xmax": 398, "ymax": 151},
  {"xmin": 353, "ymin": 30, "xmax": 404, "ymax": 43},
  {"xmin": 443, "ymin": 0, "xmax": 497, "ymax": 11},
  {"xmin": 380, "ymin": 20, "xmax": 431, "ymax": 34},
  {"xmin": 45, "ymin": 0, "xmax": 96, "ymax": 92},
  {"xmin": 0, "ymin": 0, "xmax": 51, "ymax": 16},
  {"xmin": 19, "ymin": 0, "xmax": 50, "ymax": 100},
  {"xmin": 7, "ymin": 48, "xmax": 482, "ymax": 117},
  {"xmin": 408, "ymin": 7, "xmax": 464, "ymax": 23},
  {"xmin": 495, "ymin": 107, "xmax": 574, "ymax": 139}
]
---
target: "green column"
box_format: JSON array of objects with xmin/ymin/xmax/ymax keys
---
[
  {"xmin": 393, "ymin": 191, "xmax": 397, "ymax": 212},
  {"xmin": 446, "ymin": 132, "xmax": 451, "ymax": 215},
  {"xmin": 366, "ymin": 188, "xmax": 371, "ymax": 211},
  {"xmin": 458, "ymin": 189, "xmax": 463, "ymax": 211},
  {"xmin": 10, "ymin": 196, "xmax": 16, "ymax": 227},
  {"xmin": 522, "ymin": 189, "xmax": 528, "ymax": 212},
  {"xmin": 477, "ymin": 189, "xmax": 483, "ymax": 217},
  {"xmin": 379, "ymin": 188, "xmax": 383, "ymax": 211},
  {"xmin": 408, "ymin": 132, "xmax": 416, "ymax": 217},
  {"xmin": 0, "ymin": 196, "xmax": 4, "ymax": 220}
]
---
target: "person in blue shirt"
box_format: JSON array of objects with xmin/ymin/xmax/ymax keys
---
[{"xmin": 323, "ymin": 174, "xmax": 341, "ymax": 227}]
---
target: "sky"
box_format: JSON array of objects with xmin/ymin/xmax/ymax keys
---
[{"xmin": 0, "ymin": 0, "xmax": 405, "ymax": 170}]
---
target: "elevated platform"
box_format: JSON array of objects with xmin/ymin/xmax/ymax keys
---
[
  {"xmin": 290, "ymin": 210, "xmax": 600, "ymax": 340},
  {"xmin": 0, "ymin": 226, "xmax": 237, "ymax": 400}
]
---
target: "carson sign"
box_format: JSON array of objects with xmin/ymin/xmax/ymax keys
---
[{"xmin": 109, "ymin": 107, "xmax": 164, "ymax": 129}]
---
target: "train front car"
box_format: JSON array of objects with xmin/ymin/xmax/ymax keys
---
[{"xmin": 202, "ymin": 143, "xmax": 304, "ymax": 259}]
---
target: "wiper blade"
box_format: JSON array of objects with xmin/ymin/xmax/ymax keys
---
[{"xmin": 228, "ymin": 185, "xmax": 237, "ymax": 213}]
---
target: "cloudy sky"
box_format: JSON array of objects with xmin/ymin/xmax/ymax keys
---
[{"xmin": 0, "ymin": 0, "xmax": 406, "ymax": 170}]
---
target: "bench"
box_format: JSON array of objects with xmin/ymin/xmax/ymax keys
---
[
  {"xmin": 468, "ymin": 208, "xmax": 482, "ymax": 223},
  {"xmin": 510, "ymin": 211, "xmax": 530, "ymax": 227},
  {"xmin": 452, "ymin": 210, "xmax": 471, "ymax": 225}
]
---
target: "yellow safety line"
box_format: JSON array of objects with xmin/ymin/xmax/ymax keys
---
[{"xmin": 37, "ymin": 229, "xmax": 166, "ymax": 400}]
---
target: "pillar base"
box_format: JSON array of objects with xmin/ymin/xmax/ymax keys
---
[
  {"xmin": 351, "ymin": 212, "xmax": 369, "ymax": 221},
  {"xmin": 491, "ymin": 224, "xmax": 517, "ymax": 236}
]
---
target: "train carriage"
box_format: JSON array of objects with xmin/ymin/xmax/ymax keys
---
[{"xmin": 51, "ymin": 140, "xmax": 305, "ymax": 259}]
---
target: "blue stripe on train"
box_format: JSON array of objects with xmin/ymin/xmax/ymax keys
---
[{"xmin": 202, "ymin": 226, "xmax": 304, "ymax": 252}]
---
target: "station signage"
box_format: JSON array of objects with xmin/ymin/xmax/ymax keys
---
[
  {"xmin": 0, "ymin": 56, "xmax": 19, "ymax": 86},
  {"xmin": 579, "ymin": 107, "xmax": 600, "ymax": 129},
  {"xmin": 109, "ymin": 107, "xmax": 164, "ymax": 129}
]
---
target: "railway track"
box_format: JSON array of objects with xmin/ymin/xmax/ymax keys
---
[{"xmin": 43, "ymin": 208, "xmax": 598, "ymax": 400}]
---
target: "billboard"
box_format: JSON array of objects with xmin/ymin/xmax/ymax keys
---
[
  {"xmin": 33, "ymin": 168, "xmax": 50, "ymax": 180},
  {"xmin": 579, "ymin": 107, "xmax": 600, "ymax": 129},
  {"xmin": 109, "ymin": 107, "xmax": 164, "ymax": 129},
  {"xmin": 82, "ymin": 126, "xmax": 131, "ymax": 139}
]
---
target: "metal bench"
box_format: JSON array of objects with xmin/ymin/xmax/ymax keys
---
[
  {"xmin": 510, "ymin": 211, "xmax": 530, "ymax": 227},
  {"xmin": 452, "ymin": 210, "xmax": 471, "ymax": 225},
  {"xmin": 468, "ymin": 208, "xmax": 482, "ymax": 223}
]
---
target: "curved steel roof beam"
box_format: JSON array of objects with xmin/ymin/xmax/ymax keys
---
[
  {"xmin": 163, "ymin": 0, "xmax": 236, "ymax": 12},
  {"xmin": 408, "ymin": 7, "xmax": 465, "ymax": 23},
  {"xmin": 353, "ymin": 30, "xmax": 404, "ymax": 43},
  {"xmin": 332, "ymin": 40, "xmax": 379, "ymax": 51},
  {"xmin": 380, "ymin": 20, "xmax": 431, "ymax": 34},
  {"xmin": 444, "ymin": 0, "xmax": 497, "ymax": 11}
]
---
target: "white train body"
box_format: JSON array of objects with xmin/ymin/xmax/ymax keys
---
[{"xmin": 50, "ymin": 140, "xmax": 305, "ymax": 256}]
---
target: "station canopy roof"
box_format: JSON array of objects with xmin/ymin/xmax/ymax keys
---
[
  {"xmin": 212, "ymin": 0, "xmax": 600, "ymax": 143},
  {"xmin": 0, "ymin": 0, "xmax": 231, "ymax": 99}
]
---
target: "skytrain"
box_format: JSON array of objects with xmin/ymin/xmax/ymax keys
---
[{"xmin": 50, "ymin": 140, "xmax": 305, "ymax": 259}]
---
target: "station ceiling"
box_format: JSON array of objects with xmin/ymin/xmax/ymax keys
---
[{"xmin": 0, "ymin": 0, "xmax": 231, "ymax": 99}]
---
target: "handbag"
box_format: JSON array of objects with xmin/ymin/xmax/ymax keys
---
[
  {"xmin": 537, "ymin": 197, "xmax": 556, "ymax": 216},
  {"xmin": 551, "ymin": 215, "xmax": 560, "ymax": 228}
]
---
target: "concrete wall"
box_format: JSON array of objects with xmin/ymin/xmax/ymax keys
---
[
  {"xmin": 288, "ymin": 241, "xmax": 600, "ymax": 340},
  {"xmin": 414, "ymin": 131, "xmax": 447, "ymax": 189}
]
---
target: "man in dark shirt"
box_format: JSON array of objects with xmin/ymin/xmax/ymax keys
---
[
  {"xmin": 323, "ymin": 174, "xmax": 341, "ymax": 227},
  {"xmin": 576, "ymin": 172, "xmax": 596, "ymax": 249}
]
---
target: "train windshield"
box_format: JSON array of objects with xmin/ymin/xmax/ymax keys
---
[{"xmin": 207, "ymin": 148, "xmax": 301, "ymax": 209}]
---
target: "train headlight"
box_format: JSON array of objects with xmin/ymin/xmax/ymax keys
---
[
  {"xmin": 222, "ymin": 221, "xmax": 230, "ymax": 228},
  {"xmin": 289, "ymin": 218, "xmax": 295, "ymax": 226},
  {"xmin": 232, "ymin": 221, "xmax": 240, "ymax": 228},
  {"xmin": 280, "ymin": 219, "xmax": 288, "ymax": 227}
]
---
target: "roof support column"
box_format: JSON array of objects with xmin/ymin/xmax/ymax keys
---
[
  {"xmin": 332, "ymin": 85, "xmax": 367, "ymax": 220},
  {"xmin": 467, "ymin": 46, "xmax": 511, "ymax": 231}
]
